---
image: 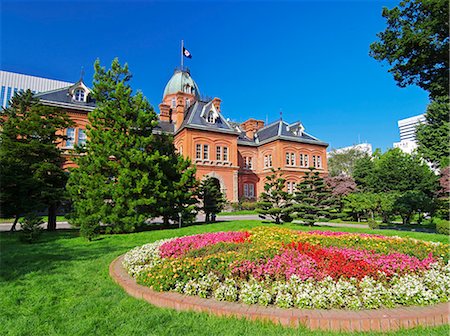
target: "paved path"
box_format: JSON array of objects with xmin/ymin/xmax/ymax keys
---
[{"xmin": 0, "ymin": 214, "xmax": 369, "ymax": 232}]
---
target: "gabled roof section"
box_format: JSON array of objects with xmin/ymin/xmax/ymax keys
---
[
  {"xmin": 35, "ymin": 80, "xmax": 96, "ymax": 111},
  {"xmin": 237, "ymin": 120, "xmax": 328, "ymax": 147},
  {"xmin": 176, "ymin": 100, "xmax": 239, "ymax": 135}
]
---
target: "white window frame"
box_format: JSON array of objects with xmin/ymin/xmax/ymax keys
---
[
  {"xmin": 216, "ymin": 146, "xmax": 222, "ymax": 161},
  {"xmin": 77, "ymin": 129, "xmax": 87, "ymax": 146},
  {"xmin": 196, "ymin": 144, "xmax": 201, "ymax": 159},
  {"xmin": 74, "ymin": 89, "xmax": 85, "ymax": 102},
  {"xmin": 66, "ymin": 128, "xmax": 75, "ymax": 148},
  {"xmin": 304, "ymin": 154, "xmax": 309, "ymax": 167},
  {"xmin": 207, "ymin": 111, "xmax": 215, "ymax": 123},
  {"xmin": 203, "ymin": 144, "xmax": 209, "ymax": 160},
  {"xmin": 317, "ymin": 155, "xmax": 322, "ymax": 168},
  {"xmin": 223, "ymin": 147, "xmax": 228, "ymax": 161},
  {"xmin": 313, "ymin": 155, "xmax": 316, "ymax": 167}
]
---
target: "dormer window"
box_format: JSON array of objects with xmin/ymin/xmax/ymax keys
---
[
  {"xmin": 207, "ymin": 111, "xmax": 215, "ymax": 123},
  {"xmin": 74, "ymin": 89, "xmax": 85, "ymax": 102}
]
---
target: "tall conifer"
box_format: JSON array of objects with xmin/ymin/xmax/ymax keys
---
[{"xmin": 67, "ymin": 59, "xmax": 196, "ymax": 239}]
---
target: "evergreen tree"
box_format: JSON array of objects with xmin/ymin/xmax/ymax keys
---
[
  {"xmin": 292, "ymin": 168, "xmax": 335, "ymax": 226},
  {"xmin": 0, "ymin": 90, "xmax": 73, "ymax": 231},
  {"xmin": 197, "ymin": 177, "xmax": 226, "ymax": 222},
  {"xmin": 152, "ymin": 135, "xmax": 198, "ymax": 225},
  {"xmin": 68, "ymin": 58, "xmax": 195, "ymax": 239},
  {"xmin": 256, "ymin": 168, "xmax": 291, "ymax": 224},
  {"xmin": 416, "ymin": 96, "xmax": 450, "ymax": 168}
]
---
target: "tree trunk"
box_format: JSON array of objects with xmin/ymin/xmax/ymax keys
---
[
  {"xmin": 47, "ymin": 204, "xmax": 57, "ymax": 231},
  {"xmin": 205, "ymin": 213, "xmax": 210, "ymax": 223},
  {"xmin": 163, "ymin": 216, "xmax": 169, "ymax": 225},
  {"xmin": 10, "ymin": 215, "xmax": 20, "ymax": 232}
]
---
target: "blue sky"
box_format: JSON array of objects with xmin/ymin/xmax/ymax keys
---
[{"xmin": 1, "ymin": 0, "xmax": 430, "ymax": 151}]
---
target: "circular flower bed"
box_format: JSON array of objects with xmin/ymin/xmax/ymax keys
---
[{"xmin": 123, "ymin": 227, "xmax": 450, "ymax": 310}]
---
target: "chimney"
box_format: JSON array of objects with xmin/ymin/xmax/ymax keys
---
[
  {"xmin": 159, "ymin": 103, "xmax": 170, "ymax": 122},
  {"xmin": 212, "ymin": 97, "xmax": 221, "ymax": 112},
  {"xmin": 241, "ymin": 118, "xmax": 265, "ymax": 140}
]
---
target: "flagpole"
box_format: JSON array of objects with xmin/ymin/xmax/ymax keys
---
[{"xmin": 181, "ymin": 40, "xmax": 184, "ymax": 70}]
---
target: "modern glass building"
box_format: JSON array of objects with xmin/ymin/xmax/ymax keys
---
[{"xmin": 0, "ymin": 70, "xmax": 72, "ymax": 109}]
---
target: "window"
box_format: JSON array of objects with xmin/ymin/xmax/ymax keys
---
[
  {"xmin": 244, "ymin": 157, "xmax": 253, "ymax": 169},
  {"xmin": 304, "ymin": 154, "xmax": 309, "ymax": 167},
  {"xmin": 244, "ymin": 183, "xmax": 255, "ymax": 198},
  {"xmin": 313, "ymin": 155, "xmax": 316, "ymax": 168},
  {"xmin": 74, "ymin": 89, "xmax": 85, "ymax": 102},
  {"xmin": 5, "ymin": 87, "xmax": 12, "ymax": 108},
  {"xmin": 317, "ymin": 156, "xmax": 322, "ymax": 168},
  {"xmin": 178, "ymin": 146, "xmax": 183, "ymax": 155},
  {"xmin": 0, "ymin": 86, "xmax": 5, "ymax": 108},
  {"xmin": 77, "ymin": 129, "xmax": 87, "ymax": 146},
  {"xmin": 66, "ymin": 128, "xmax": 75, "ymax": 148},
  {"xmin": 196, "ymin": 144, "xmax": 201, "ymax": 159},
  {"xmin": 287, "ymin": 182, "xmax": 296, "ymax": 194},
  {"xmin": 207, "ymin": 111, "xmax": 215, "ymax": 123},
  {"xmin": 286, "ymin": 152, "xmax": 295, "ymax": 166},
  {"xmin": 223, "ymin": 147, "xmax": 228, "ymax": 161},
  {"xmin": 171, "ymin": 98, "xmax": 176, "ymax": 108},
  {"xmin": 216, "ymin": 146, "xmax": 222, "ymax": 161},
  {"xmin": 264, "ymin": 154, "xmax": 272, "ymax": 168},
  {"xmin": 185, "ymin": 98, "xmax": 190, "ymax": 108},
  {"xmin": 203, "ymin": 144, "xmax": 209, "ymax": 160},
  {"xmin": 299, "ymin": 154, "xmax": 304, "ymax": 167}
]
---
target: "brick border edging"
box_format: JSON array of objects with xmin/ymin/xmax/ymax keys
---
[{"xmin": 110, "ymin": 255, "xmax": 449, "ymax": 332}]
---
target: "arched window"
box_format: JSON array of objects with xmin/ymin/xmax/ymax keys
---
[
  {"xmin": 74, "ymin": 89, "xmax": 85, "ymax": 102},
  {"xmin": 207, "ymin": 111, "xmax": 215, "ymax": 123}
]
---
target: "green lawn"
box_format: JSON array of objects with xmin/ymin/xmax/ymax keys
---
[{"xmin": 1, "ymin": 220, "xmax": 449, "ymax": 336}]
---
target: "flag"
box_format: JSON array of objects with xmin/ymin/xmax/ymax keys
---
[{"xmin": 183, "ymin": 47, "xmax": 192, "ymax": 59}]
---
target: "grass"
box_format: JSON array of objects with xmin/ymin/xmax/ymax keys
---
[{"xmin": 1, "ymin": 220, "xmax": 449, "ymax": 336}]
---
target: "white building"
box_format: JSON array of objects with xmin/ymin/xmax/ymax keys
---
[
  {"xmin": 393, "ymin": 114, "xmax": 425, "ymax": 154},
  {"xmin": 0, "ymin": 70, "xmax": 72, "ymax": 109},
  {"xmin": 329, "ymin": 143, "xmax": 373, "ymax": 156}
]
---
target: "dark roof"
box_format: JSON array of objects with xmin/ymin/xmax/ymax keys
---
[
  {"xmin": 237, "ymin": 120, "xmax": 328, "ymax": 147},
  {"xmin": 35, "ymin": 83, "xmax": 96, "ymax": 111},
  {"xmin": 155, "ymin": 120, "xmax": 175, "ymax": 133},
  {"xmin": 176, "ymin": 100, "xmax": 239, "ymax": 135}
]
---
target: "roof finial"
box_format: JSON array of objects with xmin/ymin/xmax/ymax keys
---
[
  {"xmin": 279, "ymin": 109, "xmax": 283, "ymax": 121},
  {"xmin": 80, "ymin": 66, "xmax": 85, "ymax": 81}
]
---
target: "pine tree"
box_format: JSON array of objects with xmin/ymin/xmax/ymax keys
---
[
  {"xmin": 197, "ymin": 177, "xmax": 226, "ymax": 222},
  {"xmin": 256, "ymin": 168, "xmax": 292, "ymax": 224},
  {"xmin": 0, "ymin": 90, "xmax": 73, "ymax": 231},
  {"xmin": 151, "ymin": 134, "xmax": 198, "ymax": 225},
  {"xmin": 292, "ymin": 168, "xmax": 335, "ymax": 226},
  {"xmin": 67, "ymin": 58, "xmax": 196, "ymax": 239}
]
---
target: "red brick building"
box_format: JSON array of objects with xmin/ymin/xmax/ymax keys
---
[{"xmin": 37, "ymin": 68, "xmax": 328, "ymax": 202}]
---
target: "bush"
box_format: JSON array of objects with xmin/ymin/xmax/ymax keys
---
[
  {"xmin": 241, "ymin": 202, "xmax": 257, "ymax": 211},
  {"xmin": 20, "ymin": 214, "xmax": 43, "ymax": 243},
  {"xmin": 281, "ymin": 213, "xmax": 293, "ymax": 223},
  {"xmin": 367, "ymin": 219, "xmax": 380, "ymax": 230},
  {"xmin": 435, "ymin": 218, "xmax": 450, "ymax": 235}
]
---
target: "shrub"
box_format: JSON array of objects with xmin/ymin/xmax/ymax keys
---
[
  {"xmin": 19, "ymin": 214, "xmax": 43, "ymax": 243},
  {"xmin": 435, "ymin": 218, "xmax": 450, "ymax": 235},
  {"xmin": 241, "ymin": 201, "xmax": 258, "ymax": 210},
  {"xmin": 368, "ymin": 219, "xmax": 380, "ymax": 230}
]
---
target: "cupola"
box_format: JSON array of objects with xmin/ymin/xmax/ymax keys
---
[{"xmin": 163, "ymin": 68, "xmax": 200, "ymax": 99}]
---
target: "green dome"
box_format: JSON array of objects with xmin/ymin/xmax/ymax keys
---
[{"xmin": 163, "ymin": 69, "xmax": 200, "ymax": 99}]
